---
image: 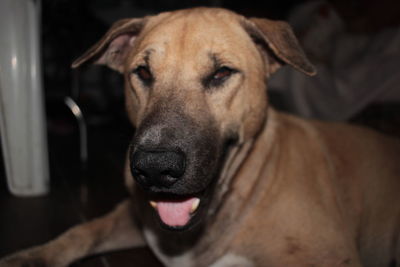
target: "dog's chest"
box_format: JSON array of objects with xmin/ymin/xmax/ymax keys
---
[
  {"xmin": 143, "ymin": 227, "xmax": 196, "ymax": 267},
  {"xmin": 143, "ymin": 227, "xmax": 254, "ymax": 267}
]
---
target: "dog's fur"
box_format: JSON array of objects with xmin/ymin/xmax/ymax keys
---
[{"xmin": 1, "ymin": 7, "xmax": 400, "ymax": 267}]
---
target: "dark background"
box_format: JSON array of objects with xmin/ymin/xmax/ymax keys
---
[{"xmin": 0, "ymin": 0, "xmax": 399, "ymax": 266}]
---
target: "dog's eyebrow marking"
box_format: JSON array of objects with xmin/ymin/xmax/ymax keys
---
[
  {"xmin": 130, "ymin": 48, "xmax": 153, "ymax": 70},
  {"xmin": 143, "ymin": 49, "xmax": 153, "ymax": 66},
  {"xmin": 210, "ymin": 52, "xmax": 224, "ymax": 69}
]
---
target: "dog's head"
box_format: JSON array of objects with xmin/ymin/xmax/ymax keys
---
[{"xmin": 73, "ymin": 7, "xmax": 315, "ymax": 231}]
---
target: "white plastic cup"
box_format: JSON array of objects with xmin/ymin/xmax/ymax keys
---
[{"xmin": 0, "ymin": 0, "xmax": 49, "ymax": 196}]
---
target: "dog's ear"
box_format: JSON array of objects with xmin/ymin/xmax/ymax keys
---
[
  {"xmin": 242, "ymin": 17, "xmax": 316, "ymax": 76},
  {"xmin": 72, "ymin": 17, "xmax": 147, "ymax": 72}
]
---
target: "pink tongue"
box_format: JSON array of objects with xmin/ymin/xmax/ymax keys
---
[{"xmin": 156, "ymin": 198, "xmax": 197, "ymax": 227}]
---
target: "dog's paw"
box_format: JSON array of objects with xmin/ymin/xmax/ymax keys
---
[
  {"xmin": 0, "ymin": 250, "xmax": 48, "ymax": 267},
  {"xmin": 0, "ymin": 258, "xmax": 46, "ymax": 267}
]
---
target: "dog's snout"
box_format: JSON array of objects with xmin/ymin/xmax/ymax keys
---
[{"xmin": 131, "ymin": 150, "xmax": 185, "ymax": 188}]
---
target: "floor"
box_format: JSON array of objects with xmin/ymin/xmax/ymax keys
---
[{"xmin": 0, "ymin": 117, "xmax": 163, "ymax": 266}]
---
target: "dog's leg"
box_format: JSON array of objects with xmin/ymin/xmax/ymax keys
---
[{"xmin": 0, "ymin": 199, "xmax": 145, "ymax": 267}]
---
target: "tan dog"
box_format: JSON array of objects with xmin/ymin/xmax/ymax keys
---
[{"xmin": 1, "ymin": 7, "xmax": 399, "ymax": 267}]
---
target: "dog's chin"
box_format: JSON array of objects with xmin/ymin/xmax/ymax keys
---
[{"xmin": 145, "ymin": 189, "xmax": 211, "ymax": 232}]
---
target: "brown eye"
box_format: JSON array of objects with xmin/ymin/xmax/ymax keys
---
[
  {"xmin": 134, "ymin": 65, "xmax": 153, "ymax": 86},
  {"xmin": 205, "ymin": 66, "xmax": 237, "ymax": 88},
  {"xmin": 213, "ymin": 67, "xmax": 233, "ymax": 81}
]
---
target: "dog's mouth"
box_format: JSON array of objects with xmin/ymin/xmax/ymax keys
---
[
  {"xmin": 150, "ymin": 196, "xmax": 201, "ymax": 228},
  {"xmin": 146, "ymin": 190, "xmax": 209, "ymax": 231}
]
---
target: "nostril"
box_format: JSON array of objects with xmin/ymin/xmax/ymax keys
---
[
  {"xmin": 159, "ymin": 174, "xmax": 179, "ymax": 187},
  {"xmin": 130, "ymin": 149, "xmax": 186, "ymax": 188},
  {"xmin": 134, "ymin": 172, "xmax": 150, "ymax": 187}
]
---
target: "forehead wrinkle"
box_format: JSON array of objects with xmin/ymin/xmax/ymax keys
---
[
  {"xmin": 209, "ymin": 53, "xmax": 223, "ymax": 69},
  {"xmin": 143, "ymin": 49, "xmax": 152, "ymax": 65}
]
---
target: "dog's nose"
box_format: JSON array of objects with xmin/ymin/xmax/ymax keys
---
[{"xmin": 131, "ymin": 150, "xmax": 185, "ymax": 188}]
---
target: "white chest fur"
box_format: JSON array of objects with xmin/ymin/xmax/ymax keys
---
[
  {"xmin": 143, "ymin": 227, "xmax": 195, "ymax": 267},
  {"xmin": 210, "ymin": 253, "xmax": 254, "ymax": 267},
  {"xmin": 144, "ymin": 227, "xmax": 254, "ymax": 267}
]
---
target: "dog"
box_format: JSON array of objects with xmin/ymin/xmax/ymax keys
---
[{"xmin": 1, "ymin": 7, "xmax": 399, "ymax": 267}]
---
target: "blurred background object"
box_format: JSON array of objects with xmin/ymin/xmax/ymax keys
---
[
  {"xmin": 0, "ymin": 0, "xmax": 49, "ymax": 197},
  {"xmin": 269, "ymin": 0, "xmax": 400, "ymax": 134}
]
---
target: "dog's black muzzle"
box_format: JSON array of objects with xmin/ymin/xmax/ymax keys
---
[{"xmin": 129, "ymin": 105, "xmax": 223, "ymax": 196}]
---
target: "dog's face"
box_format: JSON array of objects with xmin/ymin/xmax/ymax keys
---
[{"xmin": 73, "ymin": 8, "xmax": 314, "ymax": 231}]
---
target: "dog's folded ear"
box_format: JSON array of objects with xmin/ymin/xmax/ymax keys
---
[
  {"xmin": 72, "ymin": 17, "xmax": 147, "ymax": 72},
  {"xmin": 242, "ymin": 17, "xmax": 316, "ymax": 76}
]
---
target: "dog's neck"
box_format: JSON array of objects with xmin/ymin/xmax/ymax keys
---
[
  {"xmin": 210, "ymin": 108, "xmax": 279, "ymax": 214},
  {"xmin": 199, "ymin": 108, "xmax": 280, "ymax": 246}
]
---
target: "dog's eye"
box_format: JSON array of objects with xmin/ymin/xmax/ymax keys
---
[
  {"xmin": 213, "ymin": 67, "xmax": 233, "ymax": 80},
  {"xmin": 134, "ymin": 66, "xmax": 153, "ymax": 85},
  {"xmin": 208, "ymin": 67, "xmax": 236, "ymax": 87}
]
